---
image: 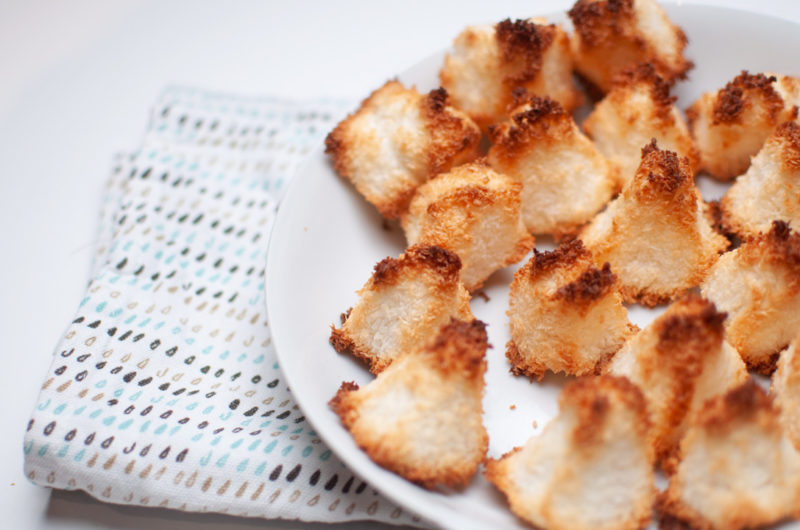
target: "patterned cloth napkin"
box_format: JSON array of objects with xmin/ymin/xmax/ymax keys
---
[{"xmin": 23, "ymin": 87, "xmax": 423, "ymax": 526}]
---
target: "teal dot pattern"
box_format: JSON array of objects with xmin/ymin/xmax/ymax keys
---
[{"xmin": 23, "ymin": 87, "xmax": 422, "ymax": 526}]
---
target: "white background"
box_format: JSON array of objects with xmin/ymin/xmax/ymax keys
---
[{"xmin": 1, "ymin": 1, "xmax": 798, "ymax": 528}]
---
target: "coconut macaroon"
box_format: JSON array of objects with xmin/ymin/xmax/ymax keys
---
[
  {"xmin": 439, "ymin": 18, "xmax": 581, "ymax": 131},
  {"xmin": 606, "ymin": 294, "xmax": 749, "ymax": 471},
  {"xmin": 656, "ymin": 382, "xmax": 800, "ymax": 530},
  {"xmin": 687, "ymin": 71, "xmax": 800, "ymax": 180},
  {"xmin": 702, "ymin": 221, "xmax": 800, "ymax": 374},
  {"xmin": 330, "ymin": 318, "xmax": 489, "ymax": 489},
  {"xmin": 325, "ymin": 81, "xmax": 480, "ymax": 218},
  {"xmin": 401, "ymin": 161, "xmax": 534, "ymax": 291},
  {"xmin": 720, "ymin": 121, "xmax": 800, "ymax": 238},
  {"xmin": 580, "ymin": 141, "xmax": 727, "ymax": 306},
  {"xmin": 774, "ymin": 331, "xmax": 800, "ymax": 452},
  {"xmin": 485, "ymin": 375, "xmax": 655, "ymax": 530},
  {"xmin": 330, "ymin": 245, "xmax": 473, "ymax": 374},
  {"xmin": 507, "ymin": 240, "xmax": 634, "ymax": 379},
  {"xmin": 567, "ymin": 0, "xmax": 692, "ymax": 94},
  {"xmin": 582, "ymin": 63, "xmax": 699, "ymax": 189},
  {"xmin": 487, "ymin": 96, "xmax": 615, "ymax": 236}
]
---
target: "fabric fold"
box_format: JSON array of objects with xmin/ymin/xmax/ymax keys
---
[{"xmin": 24, "ymin": 87, "xmax": 422, "ymax": 526}]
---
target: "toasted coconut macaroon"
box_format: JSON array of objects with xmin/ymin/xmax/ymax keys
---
[
  {"xmin": 606, "ymin": 294, "xmax": 749, "ymax": 471},
  {"xmin": 330, "ymin": 318, "xmax": 489, "ymax": 489},
  {"xmin": 485, "ymin": 375, "xmax": 655, "ymax": 530},
  {"xmin": 687, "ymin": 72, "xmax": 800, "ymax": 180},
  {"xmin": 401, "ymin": 161, "xmax": 534, "ymax": 291},
  {"xmin": 487, "ymin": 96, "xmax": 615, "ymax": 236},
  {"xmin": 568, "ymin": 0, "xmax": 692, "ymax": 94},
  {"xmin": 720, "ymin": 121, "xmax": 800, "ymax": 238},
  {"xmin": 507, "ymin": 240, "xmax": 634, "ymax": 379},
  {"xmin": 325, "ymin": 81, "xmax": 480, "ymax": 219},
  {"xmin": 774, "ymin": 331, "xmax": 800, "ymax": 451},
  {"xmin": 330, "ymin": 245, "xmax": 473, "ymax": 374},
  {"xmin": 582, "ymin": 63, "xmax": 699, "ymax": 189},
  {"xmin": 580, "ymin": 141, "xmax": 727, "ymax": 306},
  {"xmin": 439, "ymin": 18, "xmax": 581, "ymax": 131},
  {"xmin": 656, "ymin": 381, "xmax": 800, "ymax": 530},
  {"xmin": 701, "ymin": 220, "xmax": 800, "ymax": 374}
]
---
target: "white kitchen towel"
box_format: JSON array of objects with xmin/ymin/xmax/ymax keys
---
[{"xmin": 23, "ymin": 87, "xmax": 423, "ymax": 526}]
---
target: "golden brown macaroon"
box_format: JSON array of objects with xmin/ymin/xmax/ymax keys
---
[
  {"xmin": 701, "ymin": 220, "xmax": 800, "ymax": 374},
  {"xmin": 487, "ymin": 96, "xmax": 615, "ymax": 236},
  {"xmin": 580, "ymin": 141, "xmax": 727, "ymax": 306},
  {"xmin": 656, "ymin": 381, "xmax": 800, "ymax": 530},
  {"xmin": 401, "ymin": 161, "xmax": 534, "ymax": 291},
  {"xmin": 330, "ymin": 318, "xmax": 489, "ymax": 490},
  {"xmin": 325, "ymin": 81, "xmax": 480, "ymax": 218},
  {"xmin": 330, "ymin": 245, "xmax": 473, "ymax": 374},
  {"xmin": 568, "ymin": 0, "xmax": 692, "ymax": 94},
  {"xmin": 485, "ymin": 375, "xmax": 655, "ymax": 530},
  {"xmin": 440, "ymin": 18, "xmax": 582, "ymax": 131},
  {"xmin": 582, "ymin": 63, "xmax": 699, "ymax": 189},
  {"xmin": 606, "ymin": 294, "xmax": 749, "ymax": 471},
  {"xmin": 720, "ymin": 121, "xmax": 800, "ymax": 238},
  {"xmin": 507, "ymin": 240, "xmax": 634, "ymax": 379},
  {"xmin": 773, "ymin": 330, "xmax": 800, "ymax": 451},
  {"xmin": 687, "ymin": 71, "xmax": 800, "ymax": 180}
]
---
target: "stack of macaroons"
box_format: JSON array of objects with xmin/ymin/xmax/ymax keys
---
[{"xmin": 324, "ymin": 0, "xmax": 800, "ymax": 528}]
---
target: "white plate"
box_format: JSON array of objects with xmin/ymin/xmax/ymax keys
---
[{"xmin": 266, "ymin": 4, "xmax": 800, "ymax": 529}]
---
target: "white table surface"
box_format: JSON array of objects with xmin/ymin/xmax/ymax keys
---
[{"xmin": 2, "ymin": 1, "xmax": 799, "ymax": 528}]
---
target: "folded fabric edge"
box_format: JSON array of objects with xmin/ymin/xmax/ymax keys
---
[{"xmin": 22, "ymin": 89, "xmax": 427, "ymax": 527}]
